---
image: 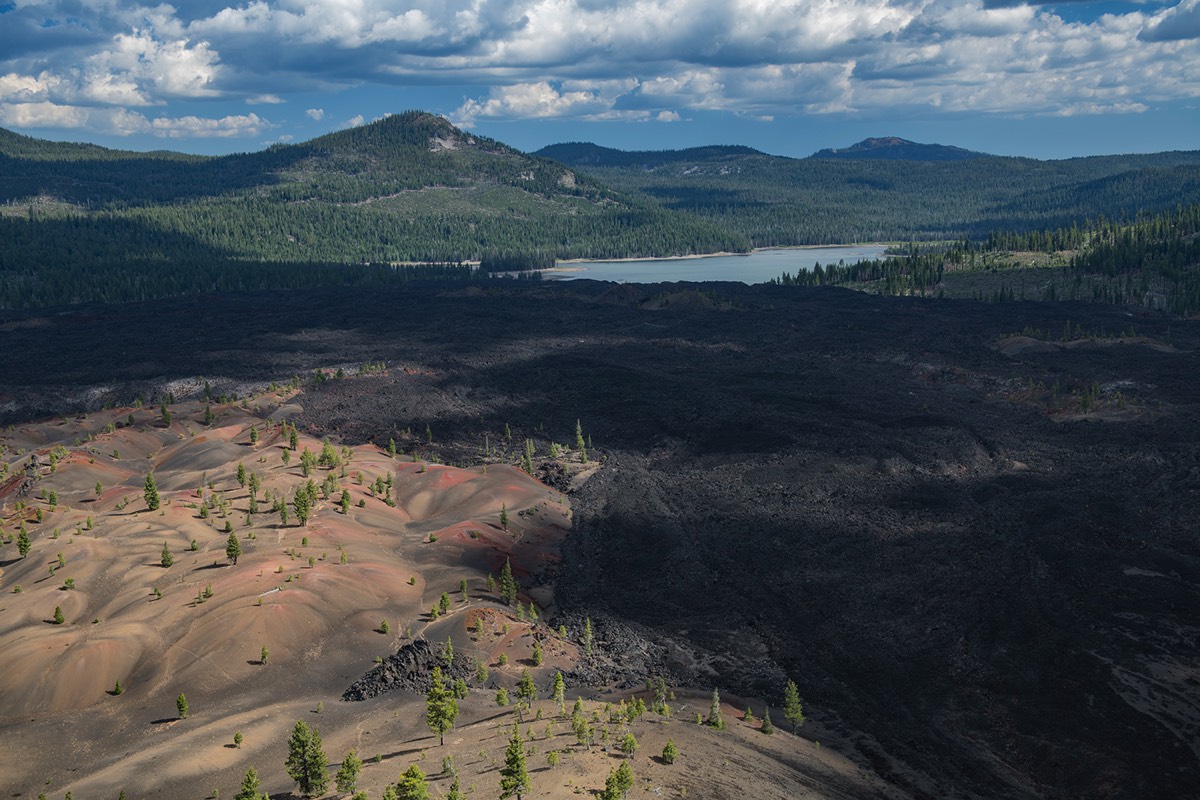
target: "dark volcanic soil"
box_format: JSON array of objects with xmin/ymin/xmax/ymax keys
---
[{"xmin": 2, "ymin": 280, "xmax": 1198, "ymax": 799}]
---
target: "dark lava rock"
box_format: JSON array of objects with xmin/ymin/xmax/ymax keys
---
[{"xmin": 343, "ymin": 639, "xmax": 474, "ymax": 700}]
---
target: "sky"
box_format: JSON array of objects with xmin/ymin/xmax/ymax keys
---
[{"xmin": 0, "ymin": 0, "xmax": 1197, "ymax": 159}]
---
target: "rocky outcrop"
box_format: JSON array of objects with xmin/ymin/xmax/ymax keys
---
[{"xmin": 342, "ymin": 639, "xmax": 474, "ymax": 701}]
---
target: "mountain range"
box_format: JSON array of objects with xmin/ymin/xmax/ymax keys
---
[{"xmin": 2, "ymin": 112, "xmax": 1200, "ymax": 307}]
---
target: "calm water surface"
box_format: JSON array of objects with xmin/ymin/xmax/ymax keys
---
[{"xmin": 549, "ymin": 245, "xmax": 890, "ymax": 284}]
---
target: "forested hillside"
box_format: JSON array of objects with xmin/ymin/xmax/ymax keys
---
[
  {"xmin": 771, "ymin": 204, "xmax": 1200, "ymax": 316},
  {"xmin": 0, "ymin": 112, "xmax": 747, "ymax": 307},
  {"xmin": 4, "ymin": 114, "xmax": 1200, "ymax": 310},
  {"xmin": 537, "ymin": 142, "xmax": 1200, "ymax": 245}
]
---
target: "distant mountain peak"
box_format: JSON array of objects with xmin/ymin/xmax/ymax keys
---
[
  {"xmin": 811, "ymin": 137, "xmax": 990, "ymax": 162},
  {"xmin": 534, "ymin": 142, "xmax": 768, "ymax": 168}
]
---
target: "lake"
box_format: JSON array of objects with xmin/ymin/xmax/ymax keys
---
[{"xmin": 546, "ymin": 245, "xmax": 890, "ymax": 284}]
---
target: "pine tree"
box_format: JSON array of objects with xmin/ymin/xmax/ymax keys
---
[
  {"xmin": 250, "ymin": 426, "xmax": 259, "ymax": 445},
  {"xmin": 552, "ymin": 671, "xmax": 566, "ymax": 716},
  {"xmin": 334, "ymin": 750, "xmax": 363, "ymax": 794},
  {"xmin": 425, "ymin": 666, "xmax": 459, "ymax": 746},
  {"xmin": 761, "ymin": 707, "xmax": 775, "ymax": 734},
  {"xmin": 499, "ymin": 503, "xmax": 509, "ymax": 532},
  {"xmin": 293, "ymin": 490, "xmax": 311, "ymax": 527},
  {"xmin": 289, "ymin": 425, "xmax": 299, "ymax": 451},
  {"xmin": 533, "ymin": 640, "xmax": 543, "ymax": 667},
  {"xmin": 161, "ymin": 542, "xmax": 173, "ymax": 568},
  {"xmin": 17, "ymin": 527, "xmax": 30, "ymax": 558},
  {"xmin": 226, "ymin": 532, "xmax": 242, "ymax": 565},
  {"xmin": 445, "ymin": 774, "xmax": 463, "ymax": 800},
  {"xmin": 388, "ymin": 438, "xmax": 397, "ymax": 458},
  {"xmin": 783, "ymin": 679, "xmax": 805, "ymax": 734},
  {"xmin": 285, "ymin": 720, "xmax": 329, "ymax": 796},
  {"xmin": 522, "ymin": 439, "xmax": 535, "ymax": 473},
  {"xmin": 95, "ymin": 481, "xmax": 104, "ymax": 498},
  {"xmin": 52, "ymin": 605, "xmax": 64, "ymax": 624},
  {"xmin": 144, "ymin": 472, "xmax": 160, "ymax": 511},
  {"xmin": 203, "ymin": 405, "xmax": 214, "ymax": 425},
  {"xmin": 237, "ymin": 463, "xmax": 247, "ymax": 488},
  {"xmin": 517, "ymin": 667, "xmax": 537, "ymax": 707},
  {"xmin": 499, "ymin": 726, "xmax": 530, "ymax": 800},
  {"xmin": 340, "ymin": 490, "xmax": 351, "ymax": 514},
  {"xmin": 176, "ymin": 693, "xmax": 189, "ymax": 719},
  {"xmin": 583, "ymin": 616, "xmax": 594, "ymax": 658},
  {"xmin": 234, "ymin": 767, "xmax": 269, "ymax": 800},
  {"xmin": 394, "ymin": 764, "xmax": 428, "ymax": 800},
  {"xmin": 601, "ymin": 761, "xmax": 634, "ymax": 800},
  {"xmin": 498, "ymin": 557, "xmax": 518, "ymax": 605},
  {"xmin": 662, "ymin": 739, "xmax": 678, "ymax": 764},
  {"xmin": 707, "ymin": 688, "xmax": 725, "ymax": 729}
]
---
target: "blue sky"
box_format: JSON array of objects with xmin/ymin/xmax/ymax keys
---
[{"xmin": 0, "ymin": 0, "xmax": 1196, "ymax": 159}]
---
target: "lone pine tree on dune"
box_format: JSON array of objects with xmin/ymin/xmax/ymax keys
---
[
  {"xmin": 226, "ymin": 531, "xmax": 242, "ymax": 565},
  {"xmin": 425, "ymin": 666, "xmax": 459, "ymax": 746},
  {"xmin": 285, "ymin": 719, "xmax": 329, "ymax": 797},
  {"xmin": 784, "ymin": 679, "xmax": 805, "ymax": 734},
  {"xmin": 499, "ymin": 726, "xmax": 530, "ymax": 800},
  {"xmin": 144, "ymin": 471, "xmax": 160, "ymax": 511}
]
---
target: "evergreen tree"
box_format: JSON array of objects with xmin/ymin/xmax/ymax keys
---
[
  {"xmin": 445, "ymin": 774, "xmax": 463, "ymax": 800},
  {"xmin": 234, "ymin": 767, "xmax": 269, "ymax": 800},
  {"xmin": 340, "ymin": 490, "xmax": 351, "ymax": 514},
  {"xmin": 293, "ymin": 490, "xmax": 311, "ymax": 526},
  {"xmin": 552, "ymin": 671, "xmax": 566, "ymax": 716},
  {"xmin": 52, "ymin": 605, "xmax": 64, "ymax": 624},
  {"xmin": 583, "ymin": 617, "xmax": 594, "ymax": 658},
  {"xmin": 761, "ymin": 707, "xmax": 775, "ymax": 735},
  {"xmin": 17, "ymin": 527, "xmax": 30, "ymax": 558},
  {"xmin": 95, "ymin": 481, "xmax": 104, "ymax": 498},
  {"xmin": 499, "ymin": 726, "xmax": 530, "ymax": 800},
  {"xmin": 289, "ymin": 426, "xmax": 299, "ymax": 451},
  {"xmin": 517, "ymin": 667, "xmax": 537, "ymax": 707},
  {"xmin": 707, "ymin": 688, "xmax": 725, "ymax": 729},
  {"xmin": 335, "ymin": 750, "xmax": 363, "ymax": 794},
  {"xmin": 522, "ymin": 439, "xmax": 535, "ymax": 474},
  {"xmin": 498, "ymin": 557, "xmax": 518, "ymax": 605},
  {"xmin": 176, "ymin": 693, "xmax": 189, "ymax": 719},
  {"xmin": 226, "ymin": 531, "xmax": 242, "ymax": 565},
  {"xmin": 285, "ymin": 720, "xmax": 329, "ymax": 797},
  {"xmin": 144, "ymin": 472, "xmax": 160, "ymax": 511},
  {"xmin": 237, "ymin": 463, "xmax": 247, "ymax": 488},
  {"xmin": 601, "ymin": 761, "xmax": 634, "ymax": 800},
  {"xmin": 394, "ymin": 764, "xmax": 428, "ymax": 800},
  {"xmin": 388, "ymin": 438, "xmax": 397, "ymax": 458},
  {"xmin": 203, "ymin": 405, "xmax": 214, "ymax": 425},
  {"xmin": 161, "ymin": 542, "xmax": 173, "ymax": 568},
  {"xmin": 619, "ymin": 732, "xmax": 638, "ymax": 758},
  {"xmin": 662, "ymin": 739, "xmax": 679, "ymax": 764},
  {"xmin": 499, "ymin": 503, "xmax": 509, "ymax": 532},
  {"xmin": 250, "ymin": 426, "xmax": 259, "ymax": 445},
  {"xmin": 783, "ymin": 679, "xmax": 805, "ymax": 734},
  {"xmin": 425, "ymin": 666, "xmax": 459, "ymax": 746}
]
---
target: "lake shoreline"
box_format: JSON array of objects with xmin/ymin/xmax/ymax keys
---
[{"xmin": 543, "ymin": 244, "xmax": 892, "ymax": 284}]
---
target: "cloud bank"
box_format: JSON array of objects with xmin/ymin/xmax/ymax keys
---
[{"xmin": 0, "ymin": 0, "xmax": 1195, "ymax": 138}]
